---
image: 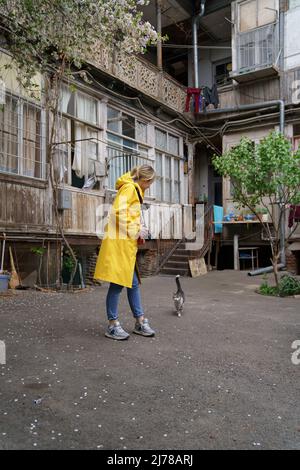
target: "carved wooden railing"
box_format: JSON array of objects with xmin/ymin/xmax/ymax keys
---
[{"xmin": 88, "ymin": 43, "xmax": 187, "ymax": 114}]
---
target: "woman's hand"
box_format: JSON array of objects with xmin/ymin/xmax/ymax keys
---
[{"xmin": 138, "ymin": 224, "xmax": 149, "ymax": 240}]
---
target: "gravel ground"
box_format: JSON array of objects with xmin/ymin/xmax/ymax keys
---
[{"xmin": 0, "ymin": 270, "xmax": 299, "ymax": 450}]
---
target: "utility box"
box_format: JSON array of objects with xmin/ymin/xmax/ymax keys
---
[{"xmin": 57, "ymin": 189, "xmax": 72, "ymax": 210}]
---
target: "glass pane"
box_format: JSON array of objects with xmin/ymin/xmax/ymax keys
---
[
  {"xmin": 0, "ymin": 95, "xmax": 18, "ymax": 174},
  {"xmin": 76, "ymin": 91, "xmax": 97, "ymax": 124},
  {"xmin": 59, "ymin": 84, "xmax": 74, "ymax": 114},
  {"xmin": 155, "ymin": 128, "xmax": 167, "ymax": 150},
  {"xmin": 156, "ymin": 178, "xmax": 162, "ymax": 201},
  {"xmin": 122, "ymin": 114, "xmax": 135, "ymax": 139},
  {"xmin": 23, "ymin": 103, "xmax": 41, "ymax": 178},
  {"xmin": 290, "ymin": 0, "xmax": 300, "ymax": 7},
  {"xmin": 155, "ymin": 152, "xmax": 162, "ymax": 176},
  {"xmin": 165, "ymin": 156, "xmax": 171, "ymax": 179},
  {"xmin": 107, "ymin": 106, "xmax": 121, "ymax": 132},
  {"xmin": 258, "ymin": 0, "xmax": 276, "ymax": 27},
  {"xmin": 136, "ymin": 121, "xmax": 147, "ymax": 142},
  {"xmin": 240, "ymin": 0, "xmax": 257, "ymax": 32},
  {"xmin": 169, "ymin": 134, "xmax": 179, "ymax": 155},
  {"xmin": 165, "ymin": 180, "xmax": 171, "ymax": 203},
  {"xmin": 174, "ymin": 181, "xmax": 180, "ymax": 204},
  {"xmin": 174, "ymin": 159, "xmax": 180, "ymax": 181}
]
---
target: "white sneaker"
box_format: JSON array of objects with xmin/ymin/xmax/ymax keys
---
[
  {"xmin": 133, "ymin": 318, "xmax": 155, "ymax": 337},
  {"xmin": 105, "ymin": 321, "xmax": 130, "ymax": 340}
]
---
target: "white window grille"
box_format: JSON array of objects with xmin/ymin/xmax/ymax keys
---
[{"xmin": 237, "ymin": 23, "xmax": 278, "ymax": 73}]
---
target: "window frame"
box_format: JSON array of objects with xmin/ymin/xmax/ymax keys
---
[
  {"xmin": 58, "ymin": 85, "xmax": 104, "ymax": 188},
  {"xmin": 0, "ymin": 92, "xmax": 46, "ymax": 180}
]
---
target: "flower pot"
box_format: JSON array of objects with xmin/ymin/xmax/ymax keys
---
[{"xmin": 261, "ymin": 214, "xmax": 269, "ymax": 222}]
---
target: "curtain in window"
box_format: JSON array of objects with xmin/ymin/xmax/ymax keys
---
[
  {"xmin": 76, "ymin": 92, "xmax": 97, "ymax": 124},
  {"xmin": 54, "ymin": 117, "xmax": 70, "ymax": 183},
  {"xmin": 86, "ymin": 128, "xmax": 98, "ymax": 177},
  {"xmin": 72, "ymin": 123, "xmax": 84, "ymax": 178}
]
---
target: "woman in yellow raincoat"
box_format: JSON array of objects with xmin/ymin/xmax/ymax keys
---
[{"xmin": 94, "ymin": 165, "xmax": 156, "ymax": 340}]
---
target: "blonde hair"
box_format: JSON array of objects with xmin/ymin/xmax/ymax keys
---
[{"xmin": 131, "ymin": 165, "xmax": 156, "ymax": 182}]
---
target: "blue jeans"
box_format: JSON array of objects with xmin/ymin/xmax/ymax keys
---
[{"xmin": 106, "ymin": 271, "xmax": 144, "ymax": 321}]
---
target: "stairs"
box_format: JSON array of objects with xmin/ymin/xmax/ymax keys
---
[
  {"xmin": 160, "ymin": 243, "xmax": 190, "ymax": 276},
  {"xmin": 159, "ymin": 235, "xmax": 213, "ymax": 277}
]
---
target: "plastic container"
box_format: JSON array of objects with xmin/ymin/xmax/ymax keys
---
[{"xmin": 0, "ymin": 274, "xmax": 10, "ymax": 292}]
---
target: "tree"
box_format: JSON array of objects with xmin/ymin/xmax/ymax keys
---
[
  {"xmin": 212, "ymin": 131, "xmax": 300, "ymax": 288},
  {"xmin": 0, "ymin": 0, "xmax": 159, "ymax": 287}
]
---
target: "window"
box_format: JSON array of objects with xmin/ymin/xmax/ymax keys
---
[
  {"xmin": 154, "ymin": 128, "xmax": 182, "ymax": 204},
  {"xmin": 107, "ymin": 107, "xmax": 147, "ymax": 143},
  {"xmin": 106, "ymin": 107, "xmax": 151, "ymax": 190},
  {"xmin": 214, "ymin": 59, "xmax": 233, "ymax": 86},
  {"xmin": 58, "ymin": 85, "xmax": 102, "ymax": 188},
  {"xmin": 237, "ymin": 0, "xmax": 278, "ymax": 73},
  {"xmin": 0, "ymin": 93, "xmax": 45, "ymax": 178},
  {"xmin": 239, "ymin": 0, "xmax": 277, "ymax": 32},
  {"xmin": 290, "ymin": 0, "xmax": 300, "ymax": 8}
]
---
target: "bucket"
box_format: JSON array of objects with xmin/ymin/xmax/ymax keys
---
[{"xmin": 0, "ymin": 274, "xmax": 10, "ymax": 292}]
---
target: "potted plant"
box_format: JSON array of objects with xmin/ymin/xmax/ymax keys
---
[{"xmin": 256, "ymin": 207, "xmax": 269, "ymax": 222}]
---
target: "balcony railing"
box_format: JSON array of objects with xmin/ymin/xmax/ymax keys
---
[
  {"xmin": 88, "ymin": 44, "xmax": 187, "ymax": 114},
  {"xmin": 234, "ymin": 23, "xmax": 279, "ymax": 79}
]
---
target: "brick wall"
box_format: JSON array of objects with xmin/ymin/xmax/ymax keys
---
[
  {"xmin": 286, "ymin": 249, "xmax": 298, "ymax": 274},
  {"xmin": 86, "ymin": 246, "xmax": 101, "ymax": 285},
  {"xmin": 137, "ymin": 240, "xmax": 178, "ymax": 277}
]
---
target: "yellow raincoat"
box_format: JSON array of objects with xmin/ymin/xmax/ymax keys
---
[{"xmin": 94, "ymin": 172, "xmax": 144, "ymax": 288}]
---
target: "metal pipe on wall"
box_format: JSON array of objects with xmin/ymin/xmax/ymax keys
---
[
  {"xmin": 156, "ymin": 0, "xmax": 163, "ymax": 70},
  {"xmin": 192, "ymin": 0, "xmax": 206, "ymax": 88}
]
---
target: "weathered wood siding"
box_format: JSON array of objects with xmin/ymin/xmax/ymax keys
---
[
  {"xmin": 63, "ymin": 190, "xmax": 105, "ymax": 236},
  {"xmin": 218, "ymin": 77, "xmax": 280, "ymax": 109},
  {"xmin": 0, "ymin": 179, "xmax": 51, "ymax": 231}
]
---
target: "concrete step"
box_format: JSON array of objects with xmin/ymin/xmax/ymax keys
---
[
  {"xmin": 160, "ymin": 267, "xmax": 190, "ymax": 276},
  {"xmin": 169, "ymin": 254, "xmax": 190, "ymax": 262},
  {"xmin": 175, "ymin": 249, "xmax": 190, "ymax": 256},
  {"xmin": 164, "ymin": 260, "xmax": 189, "ymax": 269}
]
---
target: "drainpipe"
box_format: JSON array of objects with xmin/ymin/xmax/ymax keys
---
[
  {"xmin": 156, "ymin": 0, "xmax": 163, "ymax": 70},
  {"xmin": 203, "ymin": 99, "xmax": 286, "ymax": 274},
  {"xmin": 192, "ymin": 0, "xmax": 206, "ymax": 88}
]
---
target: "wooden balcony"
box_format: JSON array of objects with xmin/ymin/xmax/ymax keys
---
[{"xmin": 88, "ymin": 44, "xmax": 187, "ymax": 114}]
